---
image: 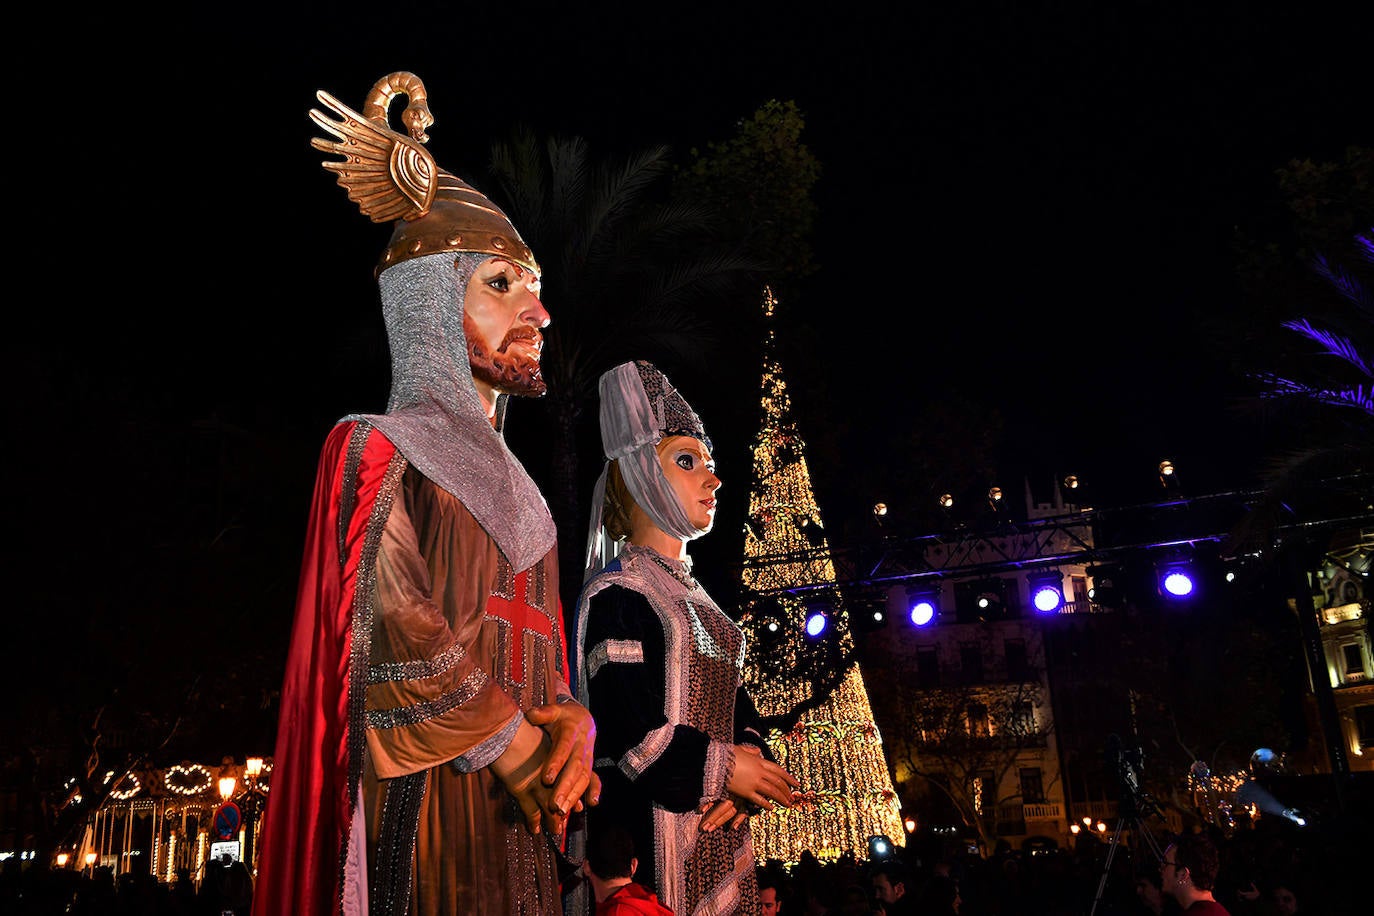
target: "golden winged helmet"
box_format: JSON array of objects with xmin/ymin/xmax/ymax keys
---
[{"xmin": 310, "ymin": 71, "xmax": 539, "ymax": 277}]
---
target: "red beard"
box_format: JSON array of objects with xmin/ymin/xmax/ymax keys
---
[{"xmin": 466, "ymin": 321, "xmax": 548, "ymax": 398}]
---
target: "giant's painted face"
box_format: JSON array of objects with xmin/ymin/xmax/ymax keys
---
[
  {"xmin": 657, "ymin": 435, "xmax": 720, "ymax": 533},
  {"xmin": 463, "ymin": 256, "xmax": 549, "ymax": 398}
]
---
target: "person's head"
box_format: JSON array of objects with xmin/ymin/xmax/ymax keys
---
[
  {"xmin": 1272, "ymin": 882, "xmax": 1299, "ymax": 915},
  {"xmin": 920, "ymin": 875, "xmax": 960, "ymax": 914},
  {"xmin": 760, "ymin": 880, "xmax": 784, "ymax": 914},
  {"xmin": 587, "ymin": 361, "xmax": 716, "ymax": 576},
  {"xmin": 1134, "ymin": 869, "xmax": 1163, "ymax": 914},
  {"xmin": 462, "ymin": 255, "xmax": 549, "ymax": 404},
  {"xmin": 582, "ymin": 824, "xmax": 637, "ymax": 902},
  {"xmin": 311, "ymin": 72, "xmax": 546, "ymax": 417},
  {"xmin": 870, "ymin": 859, "xmax": 907, "ymax": 905},
  {"xmin": 1162, "ymin": 833, "xmax": 1220, "ymax": 902},
  {"xmin": 606, "ymin": 436, "xmax": 719, "ymax": 540}
]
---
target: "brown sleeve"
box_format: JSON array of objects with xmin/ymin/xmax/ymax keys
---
[{"xmin": 364, "ymin": 469, "xmax": 520, "ymax": 778}]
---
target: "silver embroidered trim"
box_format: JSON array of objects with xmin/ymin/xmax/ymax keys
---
[
  {"xmin": 452, "ymin": 711, "xmax": 522, "ymax": 774},
  {"xmin": 366, "ymin": 668, "xmax": 487, "ymax": 730},
  {"xmin": 619, "ymin": 722, "xmax": 675, "ymax": 779},
  {"xmin": 585, "ymin": 639, "xmax": 644, "ymax": 680},
  {"xmin": 702, "ymin": 740, "xmax": 733, "ymax": 808},
  {"xmin": 367, "ymin": 639, "xmax": 467, "ymax": 685}
]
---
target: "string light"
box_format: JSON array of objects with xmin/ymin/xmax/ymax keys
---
[
  {"xmin": 740, "ymin": 287, "xmax": 905, "ymax": 865},
  {"xmin": 164, "ymin": 764, "xmax": 213, "ymax": 796},
  {"xmin": 109, "ymin": 773, "xmax": 142, "ymax": 801}
]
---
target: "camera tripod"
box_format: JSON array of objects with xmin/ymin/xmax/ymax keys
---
[{"xmin": 1087, "ymin": 793, "xmax": 1166, "ymax": 916}]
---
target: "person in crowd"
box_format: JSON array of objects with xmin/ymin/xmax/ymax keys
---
[
  {"xmin": 1162, "ymin": 833, "xmax": 1231, "ymax": 915},
  {"xmin": 582, "ymin": 822, "xmax": 674, "ymax": 915},
  {"xmin": 871, "ymin": 859, "xmax": 916, "ymax": 915},
  {"xmin": 572, "ymin": 360, "xmax": 800, "ymax": 914},
  {"xmin": 1134, "ymin": 867, "xmax": 1165, "ymax": 915},
  {"xmin": 251, "ymin": 70, "xmax": 597, "ymax": 916},
  {"xmin": 913, "ymin": 874, "xmax": 961, "ymax": 916},
  {"xmin": 760, "ymin": 875, "xmax": 785, "ymax": 915}
]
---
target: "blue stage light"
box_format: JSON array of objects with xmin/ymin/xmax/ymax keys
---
[
  {"xmin": 805, "ymin": 610, "xmax": 828, "ymax": 637},
  {"xmin": 1157, "ymin": 560, "xmax": 1197, "ymax": 600},
  {"xmin": 1027, "ymin": 570, "xmax": 1065, "ymax": 613},
  {"xmin": 907, "ymin": 587, "xmax": 940, "ymax": 627}
]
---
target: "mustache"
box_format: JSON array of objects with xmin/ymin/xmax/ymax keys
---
[{"xmin": 498, "ymin": 326, "xmax": 541, "ymax": 353}]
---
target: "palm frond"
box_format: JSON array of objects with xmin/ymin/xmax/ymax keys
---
[{"xmin": 1279, "ymin": 320, "xmax": 1372, "ymax": 376}]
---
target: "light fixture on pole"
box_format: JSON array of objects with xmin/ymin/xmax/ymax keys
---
[{"xmin": 1158, "ymin": 459, "xmax": 1179, "ymax": 491}]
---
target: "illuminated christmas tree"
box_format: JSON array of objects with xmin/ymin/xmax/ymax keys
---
[{"xmin": 740, "ymin": 287, "xmax": 904, "ymax": 864}]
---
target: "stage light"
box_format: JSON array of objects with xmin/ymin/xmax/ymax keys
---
[
  {"xmin": 805, "ymin": 609, "xmax": 829, "ymax": 638},
  {"xmin": 1156, "ymin": 559, "xmax": 1197, "ymax": 600},
  {"xmin": 907, "ymin": 586, "xmax": 940, "ymax": 628},
  {"xmin": 987, "ymin": 486, "xmax": 1003, "ymax": 509},
  {"xmin": 1027, "ymin": 570, "xmax": 1065, "ymax": 613},
  {"xmin": 938, "ymin": 493, "xmax": 954, "ymax": 509},
  {"xmin": 868, "ymin": 834, "xmax": 895, "ymax": 860},
  {"xmin": 1086, "ymin": 564, "xmax": 1124, "ymax": 609},
  {"xmin": 955, "ymin": 577, "xmax": 1008, "ymax": 622}
]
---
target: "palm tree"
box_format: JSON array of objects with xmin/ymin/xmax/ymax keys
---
[
  {"xmin": 1228, "ymin": 229, "xmax": 1374, "ymax": 553},
  {"xmin": 483, "ymin": 128, "xmax": 766, "ymax": 620}
]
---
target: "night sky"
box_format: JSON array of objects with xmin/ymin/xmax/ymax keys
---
[{"xmin": 9, "ymin": 2, "xmax": 1372, "ymax": 760}]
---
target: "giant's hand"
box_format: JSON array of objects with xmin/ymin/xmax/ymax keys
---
[
  {"xmin": 490, "ymin": 719, "xmax": 562, "ymax": 835},
  {"xmin": 525, "ymin": 701, "xmax": 600, "ymax": 816},
  {"xmin": 698, "ymin": 795, "xmax": 749, "ymax": 832},
  {"xmin": 725, "ymin": 743, "xmax": 800, "ymax": 811}
]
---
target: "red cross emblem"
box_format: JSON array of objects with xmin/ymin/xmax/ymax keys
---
[{"xmin": 485, "ymin": 567, "xmax": 560, "ymax": 684}]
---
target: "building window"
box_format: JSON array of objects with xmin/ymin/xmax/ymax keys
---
[
  {"xmin": 1005, "ymin": 639, "xmax": 1028, "ymax": 681},
  {"xmin": 916, "ymin": 647, "xmax": 940, "ymax": 688},
  {"xmin": 1356, "ymin": 705, "xmax": 1374, "ymax": 748},
  {"xmin": 1011, "ymin": 700, "xmax": 1036, "ymax": 735},
  {"xmin": 1019, "ymin": 767, "xmax": 1045, "ymax": 803},
  {"xmin": 1341, "ymin": 643, "xmax": 1367, "ymax": 682},
  {"xmin": 961, "ymin": 644, "xmax": 984, "ymax": 684},
  {"xmin": 968, "ymin": 702, "xmax": 990, "ymax": 737}
]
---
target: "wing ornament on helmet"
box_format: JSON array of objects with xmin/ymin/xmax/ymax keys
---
[{"xmin": 309, "ymin": 71, "xmax": 438, "ymax": 224}]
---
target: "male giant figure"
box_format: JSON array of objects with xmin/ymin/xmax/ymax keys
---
[{"xmin": 253, "ymin": 72, "xmax": 597, "ymax": 916}]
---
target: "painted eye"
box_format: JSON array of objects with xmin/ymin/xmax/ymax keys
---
[
  {"xmin": 487, "ymin": 274, "xmax": 510, "ymax": 292},
  {"xmin": 675, "ymin": 453, "xmax": 694, "ymax": 471}
]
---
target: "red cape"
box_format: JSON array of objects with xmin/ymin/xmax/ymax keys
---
[{"xmin": 253, "ymin": 422, "xmax": 396, "ymax": 915}]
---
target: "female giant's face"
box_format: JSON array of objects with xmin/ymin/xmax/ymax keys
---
[{"xmin": 658, "ymin": 435, "xmax": 719, "ymax": 533}]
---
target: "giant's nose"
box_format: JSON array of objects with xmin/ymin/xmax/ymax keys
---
[{"xmin": 519, "ymin": 282, "xmax": 550, "ymax": 329}]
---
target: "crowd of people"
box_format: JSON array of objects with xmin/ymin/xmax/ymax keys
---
[
  {"xmin": 3, "ymin": 808, "xmax": 1360, "ymax": 915},
  {"xmin": 745, "ymin": 811, "xmax": 1359, "ymax": 916}
]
